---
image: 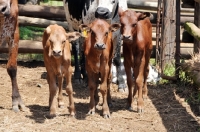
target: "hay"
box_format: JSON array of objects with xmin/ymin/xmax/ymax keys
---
[
  {"xmin": 181, "ymin": 52, "xmax": 200, "ymax": 72},
  {"xmin": 181, "ymin": 51, "xmax": 200, "ymax": 87}
]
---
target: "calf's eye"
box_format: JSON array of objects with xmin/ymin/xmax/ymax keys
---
[
  {"xmin": 132, "ymin": 24, "xmax": 137, "ymax": 27},
  {"xmin": 62, "ymin": 40, "xmax": 66, "ymax": 44},
  {"xmin": 105, "ymin": 32, "xmax": 108, "ymax": 36}
]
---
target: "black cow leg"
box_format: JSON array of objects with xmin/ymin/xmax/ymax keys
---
[
  {"xmin": 113, "ymin": 54, "xmax": 126, "ymax": 90},
  {"xmin": 79, "ymin": 37, "xmax": 88, "ymax": 85},
  {"xmin": 71, "ymin": 40, "xmax": 82, "ymax": 81},
  {"xmin": 113, "ymin": 40, "xmax": 127, "ymax": 91},
  {"xmin": 80, "ymin": 50, "xmax": 88, "ymax": 84}
]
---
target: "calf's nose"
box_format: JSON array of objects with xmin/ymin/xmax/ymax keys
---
[
  {"xmin": 95, "ymin": 43, "xmax": 106, "ymax": 50},
  {"xmin": 52, "ymin": 50, "xmax": 62, "ymax": 57},
  {"xmin": 0, "ymin": 6, "xmax": 10, "ymax": 16},
  {"xmin": 123, "ymin": 35, "xmax": 131, "ymax": 40}
]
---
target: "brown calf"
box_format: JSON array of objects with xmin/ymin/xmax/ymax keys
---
[
  {"xmin": 119, "ymin": 10, "xmax": 153, "ymax": 113},
  {"xmin": 42, "ymin": 24, "xmax": 81, "ymax": 117},
  {"xmin": 80, "ymin": 19, "xmax": 121, "ymax": 118},
  {"xmin": 0, "ymin": 0, "xmax": 26, "ymax": 112}
]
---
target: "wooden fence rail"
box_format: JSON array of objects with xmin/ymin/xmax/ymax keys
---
[{"xmin": 0, "ymin": 3, "xmax": 195, "ymax": 58}]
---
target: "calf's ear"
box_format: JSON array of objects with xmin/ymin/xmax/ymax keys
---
[
  {"xmin": 66, "ymin": 32, "xmax": 82, "ymax": 42},
  {"xmin": 137, "ymin": 12, "xmax": 151, "ymax": 20},
  {"xmin": 45, "ymin": 26, "xmax": 51, "ymax": 34},
  {"xmin": 118, "ymin": 7, "xmax": 124, "ymax": 17},
  {"xmin": 79, "ymin": 24, "xmax": 90, "ymax": 32},
  {"xmin": 79, "ymin": 24, "xmax": 90, "ymax": 37},
  {"xmin": 110, "ymin": 23, "xmax": 121, "ymax": 32}
]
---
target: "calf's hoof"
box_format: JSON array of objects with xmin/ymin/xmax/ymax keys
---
[
  {"xmin": 87, "ymin": 110, "xmax": 95, "ymax": 115},
  {"xmin": 58, "ymin": 102, "xmax": 64, "ymax": 109},
  {"xmin": 127, "ymin": 106, "xmax": 133, "ymax": 111},
  {"xmin": 137, "ymin": 108, "xmax": 144, "ymax": 113},
  {"xmin": 12, "ymin": 103, "xmax": 27, "ymax": 112},
  {"xmin": 48, "ymin": 113, "xmax": 57, "ymax": 119},
  {"xmin": 103, "ymin": 113, "xmax": 111, "ymax": 119},
  {"xmin": 69, "ymin": 112, "xmax": 76, "ymax": 118}
]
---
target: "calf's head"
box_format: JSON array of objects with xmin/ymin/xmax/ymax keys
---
[
  {"xmin": 119, "ymin": 10, "xmax": 151, "ymax": 41},
  {"xmin": 79, "ymin": 19, "xmax": 120, "ymax": 50},
  {"xmin": 0, "ymin": 0, "xmax": 11, "ymax": 16},
  {"xmin": 95, "ymin": 0, "xmax": 118, "ymax": 19},
  {"xmin": 44, "ymin": 24, "xmax": 81, "ymax": 58}
]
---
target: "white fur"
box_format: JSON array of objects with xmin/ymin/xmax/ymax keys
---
[{"xmin": 63, "ymin": 0, "xmax": 128, "ymax": 31}]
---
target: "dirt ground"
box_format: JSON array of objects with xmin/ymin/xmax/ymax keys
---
[{"xmin": 0, "ymin": 60, "xmax": 200, "ymax": 132}]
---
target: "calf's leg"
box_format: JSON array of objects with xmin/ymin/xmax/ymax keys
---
[
  {"xmin": 100, "ymin": 65, "xmax": 111, "ymax": 118},
  {"xmin": 65, "ymin": 66, "xmax": 75, "ymax": 116},
  {"xmin": 57, "ymin": 76, "xmax": 64, "ymax": 108},
  {"xmin": 87, "ymin": 72, "xmax": 99, "ymax": 115},
  {"xmin": 124, "ymin": 60, "xmax": 133, "ymax": 110},
  {"xmin": 134, "ymin": 52, "xmax": 146, "ymax": 113},
  {"xmin": 48, "ymin": 74, "xmax": 58, "ymax": 117}
]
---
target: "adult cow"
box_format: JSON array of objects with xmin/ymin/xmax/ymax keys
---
[
  {"xmin": 119, "ymin": 10, "xmax": 153, "ymax": 113},
  {"xmin": 0, "ymin": 0, "xmax": 26, "ymax": 112},
  {"xmin": 79, "ymin": 19, "xmax": 121, "ymax": 118},
  {"xmin": 63, "ymin": 0, "xmax": 127, "ymax": 91}
]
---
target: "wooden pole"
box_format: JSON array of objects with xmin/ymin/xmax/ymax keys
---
[
  {"xmin": 176, "ymin": 0, "xmax": 181, "ymax": 80},
  {"xmin": 160, "ymin": 0, "xmax": 176, "ymax": 72},
  {"xmin": 155, "ymin": 0, "xmax": 162, "ymax": 66},
  {"xmin": 194, "ymin": 1, "xmax": 200, "ymax": 53}
]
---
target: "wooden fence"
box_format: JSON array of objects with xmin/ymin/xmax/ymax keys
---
[{"xmin": 0, "ymin": 3, "xmax": 195, "ymax": 59}]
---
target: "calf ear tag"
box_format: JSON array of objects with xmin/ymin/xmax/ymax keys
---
[{"xmin": 82, "ymin": 29, "xmax": 88, "ymax": 37}]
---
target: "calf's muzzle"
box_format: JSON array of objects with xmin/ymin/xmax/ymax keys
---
[
  {"xmin": 0, "ymin": 5, "xmax": 10, "ymax": 16},
  {"xmin": 94, "ymin": 43, "xmax": 106, "ymax": 50},
  {"xmin": 52, "ymin": 50, "xmax": 62, "ymax": 57}
]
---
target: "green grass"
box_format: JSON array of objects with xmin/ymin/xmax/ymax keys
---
[
  {"xmin": 20, "ymin": 26, "xmax": 44, "ymax": 40},
  {"xmin": 18, "ymin": 53, "xmax": 43, "ymax": 61},
  {"xmin": 19, "ymin": 26, "xmax": 44, "ymax": 61},
  {"xmin": 40, "ymin": 0, "xmax": 63, "ymax": 6}
]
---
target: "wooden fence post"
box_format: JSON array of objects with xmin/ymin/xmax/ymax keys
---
[
  {"xmin": 160, "ymin": 0, "xmax": 176, "ymax": 72},
  {"xmin": 194, "ymin": 0, "xmax": 200, "ymax": 53}
]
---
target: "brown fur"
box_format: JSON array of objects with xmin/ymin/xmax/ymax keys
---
[
  {"xmin": 119, "ymin": 10, "xmax": 153, "ymax": 112},
  {"xmin": 80, "ymin": 19, "xmax": 121, "ymax": 118},
  {"xmin": 42, "ymin": 24, "xmax": 81, "ymax": 117},
  {"xmin": 0, "ymin": 0, "xmax": 26, "ymax": 112}
]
